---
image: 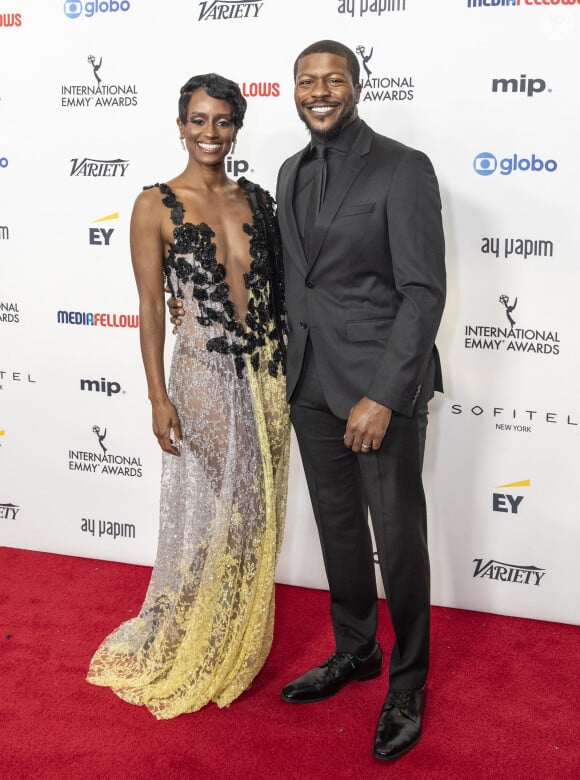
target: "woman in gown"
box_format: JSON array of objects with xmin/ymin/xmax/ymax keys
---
[{"xmin": 87, "ymin": 74, "xmax": 290, "ymax": 719}]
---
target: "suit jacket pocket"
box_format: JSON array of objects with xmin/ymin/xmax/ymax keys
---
[
  {"xmin": 340, "ymin": 203, "xmax": 375, "ymax": 217},
  {"xmin": 346, "ymin": 316, "xmax": 393, "ymax": 342}
]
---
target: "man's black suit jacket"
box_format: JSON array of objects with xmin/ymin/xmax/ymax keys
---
[{"xmin": 276, "ymin": 119, "xmax": 446, "ymax": 420}]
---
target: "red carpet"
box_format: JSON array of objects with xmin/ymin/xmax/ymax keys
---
[{"xmin": 0, "ymin": 547, "xmax": 578, "ymax": 779}]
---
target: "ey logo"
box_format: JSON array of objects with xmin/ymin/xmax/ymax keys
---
[
  {"xmin": 89, "ymin": 212, "xmax": 118, "ymax": 245},
  {"xmin": 492, "ymin": 479, "xmax": 530, "ymax": 514},
  {"xmin": 0, "ymin": 429, "xmax": 5, "ymax": 446}
]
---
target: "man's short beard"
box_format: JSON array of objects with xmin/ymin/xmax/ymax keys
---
[{"xmin": 299, "ymin": 100, "xmax": 356, "ymax": 142}]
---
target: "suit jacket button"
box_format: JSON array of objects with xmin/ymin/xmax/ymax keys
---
[
  {"xmin": 305, "ymin": 281, "xmax": 314, "ymax": 288},
  {"xmin": 299, "ymin": 321, "xmax": 307, "ymax": 329}
]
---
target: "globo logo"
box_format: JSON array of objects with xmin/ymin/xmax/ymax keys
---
[
  {"xmin": 473, "ymin": 152, "xmax": 557, "ymax": 176},
  {"xmin": 64, "ymin": 1, "xmax": 131, "ymax": 18}
]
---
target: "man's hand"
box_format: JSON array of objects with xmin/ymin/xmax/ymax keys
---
[
  {"xmin": 166, "ymin": 288, "xmax": 185, "ymax": 331},
  {"xmin": 343, "ymin": 397, "xmax": 392, "ymax": 454}
]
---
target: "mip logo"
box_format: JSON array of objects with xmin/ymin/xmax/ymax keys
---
[
  {"xmin": 473, "ymin": 152, "xmax": 557, "ymax": 176},
  {"xmin": 64, "ymin": 1, "xmax": 131, "ymax": 19}
]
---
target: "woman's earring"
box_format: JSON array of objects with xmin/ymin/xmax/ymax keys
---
[{"xmin": 180, "ymin": 138, "xmax": 185, "ymax": 150}]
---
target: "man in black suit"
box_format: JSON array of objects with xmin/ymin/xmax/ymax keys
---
[
  {"xmin": 277, "ymin": 40, "xmax": 445, "ymax": 761},
  {"xmin": 168, "ymin": 40, "xmax": 445, "ymax": 760}
]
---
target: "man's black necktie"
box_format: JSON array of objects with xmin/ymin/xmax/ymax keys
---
[{"xmin": 305, "ymin": 143, "xmax": 327, "ymax": 258}]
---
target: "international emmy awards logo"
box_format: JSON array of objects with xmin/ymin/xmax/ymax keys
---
[
  {"xmin": 92, "ymin": 424, "xmax": 107, "ymax": 454},
  {"xmin": 87, "ymin": 55, "xmax": 102, "ymax": 85},
  {"xmin": 499, "ymin": 294, "xmax": 517, "ymax": 327},
  {"xmin": 356, "ymin": 45, "xmax": 374, "ymax": 78}
]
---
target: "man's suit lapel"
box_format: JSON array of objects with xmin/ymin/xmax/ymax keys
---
[
  {"xmin": 308, "ymin": 121, "xmax": 373, "ymax": 267},
  {"xmin": 279, "ymin": 146, "xmax": 309, "ymax": 272}
]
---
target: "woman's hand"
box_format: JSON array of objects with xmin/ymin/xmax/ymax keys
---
[{"xmin": 151, "ymin": 398, "xmax": 182, "ymax": 455}]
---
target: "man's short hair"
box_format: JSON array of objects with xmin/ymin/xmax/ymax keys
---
[{"xmin": 293, "ymin": 40, "xmax": 360, "ymax": 86}]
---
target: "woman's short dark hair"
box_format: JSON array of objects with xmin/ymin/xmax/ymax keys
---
[
  {"xmin": 178, "ymin": 73, "xmax": 247, "ymax": 128},
  {"xmin": 293, "ymin": 40, "xmax": 360, "ymax": 86}
]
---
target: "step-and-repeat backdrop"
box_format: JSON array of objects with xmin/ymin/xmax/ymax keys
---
[{"xmin": 1, "ymin": 1, "xmax": 579, "ymax": 625}]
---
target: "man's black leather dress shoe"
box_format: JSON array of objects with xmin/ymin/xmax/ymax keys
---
[
  {"xmin": 372, "ymin": 686, "xmax": 426, "ymax": 760},
  {"xmin": 280, "ymin": 642, "xmax": 382, "ymax": 703}
]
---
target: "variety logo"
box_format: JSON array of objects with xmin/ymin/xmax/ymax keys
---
[
  {"xmin": 356, "ymin": 44, "xmax": 414, "ymax": 102},
  {"xmin": 493, "ymin": 479, "xmax": 530, "ymax": 514},
  {"xmin": 239, "ymin": 82, "xmax": 280, "ymax": 98},
  {"xmin": 481, "ymin": 236, "xmax": 554, "ymax": 260},
  {"xmin": 70, "ymin": 158, "xmax": 129, "ymax": 177},
  {"xmin": 0, "ymin": 13, "xmax": 21, "ymax": 27},
  {"xmin": 57, "ymin": 310, "xmax": 139, "ymax": 328},
  {"xmin": 89, "ymin": 212, "xmax": 118, "ymax": 245},
  {"xmin": 0, "ymin": 224, "xmax": 9, "ymax": 239},
  {"xmin": 64, "ymin": 1, "xmax": 131, "ymax": 19},
  {"xmin": 0, "ymin": 502, "xmax": 20, "ymax": 520},
  {"xmin": 472, "ymin": 558, "xmax": 545, "ymax": 586},
  {"xmin": 80, "ymin": 516, "xmax": 136, "ymax": 540},
  {"xmin": 61, "ymin": 55, "xmax": 138, "ymax": 108},
  {"xmin": 473, "ymin": 152, "xmax": 557, "ymax": 176},
  {"xmin": 0, "ymin": 157, "xmax": 8, "ymax": 168},
  {"xmin": 68, "ymin": 425, "xmax": 143, "ymax": 477},
  {"xmin": 464, "ymin": 294, "xmax": 561, "ymax": 356},
  {"xmin": 492, "ymin": 74, "xmax": 550, "ymax": 97},
  {"xmin": 196, "ymin": 1, "xmax": 266, "ymax": 21},
  {"xmin": 80, "ymin": 377, "xmax": 123, "ymax": 396},
  {"xmin": 338, "ymin": 0, "xmax": 406, "ymax": 17},
  {"xmin": 0, "ymin": 302, "xmax": 20, "ymax": 323},
  {"xmin": 450, "ymin": 402, "xmax": 578, "ymax": 433},
  {"xmin": 468, "ymin": 0, "xmax": 580, "ymax": 7},
  {"xmin": 0, "ymin": 370, "xmax": 37, "ymax": 390}
]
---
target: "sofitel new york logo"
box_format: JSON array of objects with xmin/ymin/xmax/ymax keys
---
[
  {"xmin": 339, "ymin": 0, "xmax": 405, "ymax": 17},
  {"xmin": 356, "ymin": 44, "xmax": 414, "ymax": 102},
  {"xmin": 61, "ymin": 55, "xmax": 138, "ymax": 108},
  {"xmin": 196, "ymin": 0, "xmax": 266, "ymax": 20},
  {"xmin": 68, "ymin": 425, "xmax": 143, "ymax": 477},
  {"xmin": 473, "ymin": 558, "xmax": 545, "ymax": 586},
  {"xmin": 464, "ymin": 294, "xmax": 560, "ymax": 355}
]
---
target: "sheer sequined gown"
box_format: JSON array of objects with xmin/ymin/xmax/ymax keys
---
[{"xmin": 87, "ymin": 179, "xmax": 290, "ymax": 719}]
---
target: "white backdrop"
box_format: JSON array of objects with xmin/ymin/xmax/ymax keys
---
[{"xmin": 1, "ymin": 1, "xmax": 579, "ymax": 625}]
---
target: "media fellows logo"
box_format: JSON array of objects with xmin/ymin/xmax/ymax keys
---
[
  {"xmin": 355, "ymin": 44, "xmax": 414, "ymax": 102},
  {"xmin": 64, "ymin": 1, "xmax": 131, "ymax": 18},
  {"xmin": 0, "ymin": 13, "xmax": 21, "ymax": 27},
  {"xmin": 338, "ymin": 0, "xmax": 406, "ymax": 17},
  {"xmin": 196, "ymin": 1, "xmax": 267, "ymax": 21},
  {"xmin": 473, "ymin": 152, "xmax": 557, "ymax": 176},
  {"xmin": 468, "ymin": 0, "xmax": 580, "ymax": 7},
  {"xmin": 239, "ymin": 81, "xmax": 280, "ymax": 98},
  {"xmin": 57, "ymin": 310, "xmax": 139, "ymax": 328},
  {"xmin": 61, "ymin": 55, "xmax": 138, "ymax": 108},
  {"xmin": 68, "ymin": 425, "xmax": 143, "ymax": 477}
]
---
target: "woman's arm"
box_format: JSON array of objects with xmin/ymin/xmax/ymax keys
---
[{"xmin": 130, "ymin": 190, "xmax": 182, "ymax": 455}]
